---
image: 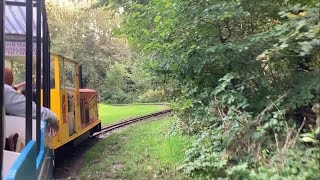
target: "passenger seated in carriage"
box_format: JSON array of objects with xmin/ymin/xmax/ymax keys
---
[{"xmin": 3, "ymin": 67, "xmax": 59, "ymax": 152}]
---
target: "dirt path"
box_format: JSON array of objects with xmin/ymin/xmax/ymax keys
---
[{"xmin": 53, "ymin": 138, "xmax": 98, "ymax": 180}]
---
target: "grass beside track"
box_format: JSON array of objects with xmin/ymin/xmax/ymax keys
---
[
  {"xmin": 99, "ymin": 103, "xmax": 169, "ymax": 126},
  {"xmin": 79, "ymin": 117, "xmax": 192, "ymax": 180}
]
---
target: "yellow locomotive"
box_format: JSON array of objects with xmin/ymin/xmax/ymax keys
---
[{"xmin": 49, "ymin": 54, "xmax": 101, "ymax": 150}]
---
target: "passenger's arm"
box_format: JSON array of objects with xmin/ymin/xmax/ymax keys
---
[
  {"xmin": 41, "ymin": 107, "xmax": 59, "ymax": 132},
  {"xmin": 4, "ymin": 84, "xmax": 59, "ymax": 131},
  {"xmin": 4, "ymin": 84, "xmax": 27, "ymax": 118}
]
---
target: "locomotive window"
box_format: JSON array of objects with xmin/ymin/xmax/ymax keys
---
[
  {"xmin": 64, "ymin": 60, "xmax": 75, "ymax": 89},
  {"xmin": 50, "ymin": 57, "xmax": 55, "ymax": 89},
  {"xmin": 59, "ymin": 56, "xmax": 65, "ymax": 89}
]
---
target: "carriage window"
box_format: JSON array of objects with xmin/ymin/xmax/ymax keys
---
[{"xmin": 5, "ymin": 56, "xmax": 27, "ymax": 85}]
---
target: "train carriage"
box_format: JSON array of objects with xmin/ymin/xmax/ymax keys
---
[{"xmin": 0, "ymin": 0, "xmax": 101, "ymax": 179}]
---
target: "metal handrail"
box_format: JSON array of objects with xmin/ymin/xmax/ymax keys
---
[
  {"xmin": 25, "ymin": 0, "xmax": 34, "ymax": 146},
  {"xmin": 0, "ymin": 0, "xmax": 5, "ymax": 179},
  {"xmin": 36, "ymin": 0, "xmax": 42, "ymax": 154}
]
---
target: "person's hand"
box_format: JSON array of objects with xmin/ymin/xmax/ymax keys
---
[
  {"xmin": 48, "ymin": 128, "xmax": 57, "ymax": 137},
  {"xmin": 46, "ymin": 116, "xmax": 59, "ymax": 136}
]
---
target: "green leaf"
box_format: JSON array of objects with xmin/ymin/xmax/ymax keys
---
[
  {"xmin": 300, "ymin": 133, "xmax": 313, "ymax": 138},
  {"xmin": 301, "ymin": 136, "xmax": 317, "ymax": 143},
  {"xmin": 154, "ymin": 16, "xmax": 161, "ymax": 23}
]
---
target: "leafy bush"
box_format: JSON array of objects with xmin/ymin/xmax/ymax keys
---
[
  {"xmin": 101, "ymin": 62, "xmax": 139, "ymax": 104},
  {"xmin": 177, "ymin": 72, "xmax": 320, "ymax": 179},
  {"xmin": 103, "ymin": 89, "xmax": 137, "ymax": 104},
  {"xmin": 137, "ymin": 89, "xmax": 167, "ymax": 103},
  {"xmin": 227, "ymin": 148, "xmax": 320, "ymax": 180},
  {"xmin": 101, "ymin": 60, "xmax": 168, "ymax": 104}
]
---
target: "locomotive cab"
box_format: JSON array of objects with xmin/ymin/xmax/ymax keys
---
[{"xmin": 50, "ymin": 55, "xmax": 101, "ymax": 149}]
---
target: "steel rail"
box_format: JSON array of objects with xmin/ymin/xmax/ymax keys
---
[{"xmin": 93, "ymin": 109, "xmax": 173, "ymax": 137}]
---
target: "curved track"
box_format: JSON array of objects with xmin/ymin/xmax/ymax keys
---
[
  {"xmin": 54, "ymin": 109, "xmax": 173, "ymax": 179},
  {"xmin": 93, "ymin": 109, "xmax": 173, "ymax": 137}
]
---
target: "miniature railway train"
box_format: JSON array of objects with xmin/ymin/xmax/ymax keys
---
[{"xmin": 0, "ymin": 0, "xmax": 101, "ymax": 179}]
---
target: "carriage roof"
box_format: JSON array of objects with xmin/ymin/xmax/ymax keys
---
[{"xmin": 4, "ymin": 0, "xmax": 45, "ymax": 39}]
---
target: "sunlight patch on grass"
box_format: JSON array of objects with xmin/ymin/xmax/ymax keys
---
[
  {"xmin": 79, "ymin": 117, "xmax": 192, "ymax": 180},
  {"xmin": 98, "ymin": 104, "xmax": 169, "ymax": 126}
]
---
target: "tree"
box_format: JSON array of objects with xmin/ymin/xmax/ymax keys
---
[{"xmin": 47, "ymin": 0, "xmax": 131, "ymax": 96}]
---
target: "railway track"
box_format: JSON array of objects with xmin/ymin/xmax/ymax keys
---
[{"xmin": 93, "ymin": 109, "xmax": 173, "ymax": 137}]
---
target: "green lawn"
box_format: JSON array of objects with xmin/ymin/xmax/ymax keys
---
[
  {"xmin": 99, "ymin": 104, "xmax": 169, "ymax": 126},
  {"xmin": 79, "ymin": 117, "xmax": 192, "ymax": 180}
]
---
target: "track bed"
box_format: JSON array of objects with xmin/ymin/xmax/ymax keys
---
[{"xmin": 53, "ymin": 110, "xmax": 172, "ymax": 179}]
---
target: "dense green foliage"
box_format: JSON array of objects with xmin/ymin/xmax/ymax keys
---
[
  {"xmin": 80, "ymin": 117, "xmax": 192, "ymax": 179},
  {"xmin": 101, "ymin": 63, "xmax": 137, "ymax": 103},
  {"xmin": 137, "ymin": 89, "xmax": 167, "ymax": 103},
  {"xmin": 99, "ymin": 0, "xmax": 320, "ymax": 178},
  {"xmin": 101, "ymin": 61, "xmax": 171, "ymax": 103}
]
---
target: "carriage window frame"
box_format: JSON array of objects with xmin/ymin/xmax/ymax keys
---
[{"xmin": 3, "ymin": 56, "xmax": 55, "ymax": 89}]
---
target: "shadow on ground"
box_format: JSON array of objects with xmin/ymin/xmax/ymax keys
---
[{"xmin": 53, "ymin": 137, "xmax": 99, "ymax": 180}]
